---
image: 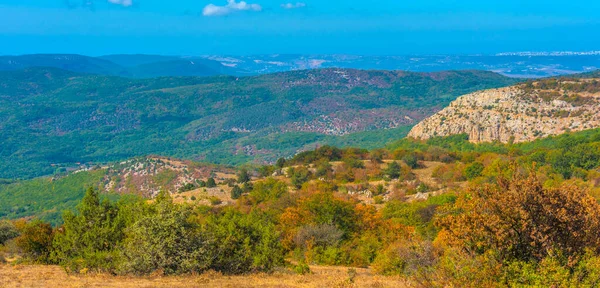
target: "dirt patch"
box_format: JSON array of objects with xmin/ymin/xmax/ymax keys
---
[{"xmin": 0, "ymin": 264, "xmax": 408, "ymax": 288}]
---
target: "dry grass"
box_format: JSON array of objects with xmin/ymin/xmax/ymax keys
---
[{"xmin": 0, "ymin": 264, "xmax": 409, "ymax": 288}]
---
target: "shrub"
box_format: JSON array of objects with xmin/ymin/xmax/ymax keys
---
[
  {"xmin": 293, "ymin": 262, "xmax": 311, "ymax": 275},
  {"xmin": 237, "ymin": 168, "xmax": 251, "ymax": 184},
  {"xmin": 276, "ymin": 157, "xmax": 286, "ymax": 169},
  {"xmin": 372, "ymin": 239, "xmax": 438, "ymax": 276},
  {"xmin": 206, "ymin": 210, "xmax": 284, "ymax": 274},
  {"xmin": 402, "ymin": 154, "xmax": 419, "ymax": 169},
  {"xmin": 464, "ymin": 162, "xmax": 484, "ymax": 179},
  {"xmin": 290, "ymin": 167, "xmax": 311, "ymax": 189},
  {"xmin": 178, "ymin": 183, "xmax": 196, "ymax": 193},
  {"xmin": 438, "ymin": 172, "xmax": 600, "ymax": 264},
  {"xmin": 0, "ymin": 220, "xmax": 19, "ymax": 245},
  {"xmin": 294, "ymin": 224, "xmax": 344, "ymax": 249},
  {"xmin": 249, "ymin": 178, "xmax": 288, "ymax": 204},
  {"xmin": 15, "ymin": 220, "xmax": 54, "ymax": 263},
  {"xmin": 231, "ymin": 185, "xmax": 243, "ymax": 200},
  {"xmin": 209, "ymin": 196, "xmax": 222, "ymax": 206},
  {"xmin": 206, "ymin": 178, "xmax": 217, "ymax": 188},
  {"xmin": 384, "ymin": 161, "xmax": 401, "ymax": 179},
  {"xmin": 119, "ymin": 192, "xmax": 211, "ymax": 275}
]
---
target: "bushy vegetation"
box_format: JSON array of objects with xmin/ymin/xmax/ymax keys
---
[{"xmin": 2, "ymin": 128, "xmax": 600, "ymax": 286}]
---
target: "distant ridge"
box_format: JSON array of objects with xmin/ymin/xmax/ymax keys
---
[
  {"xmin": 0, "ymin": 54, "xmax": 244, "ymax": 78},
  {"xmin": 0, "ymin": 54, "xmax": 127, "ymax": 76}
]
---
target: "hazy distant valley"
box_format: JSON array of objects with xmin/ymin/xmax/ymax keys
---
[{"xmin": 2, "ymin": 52, "xmax": 600, "ymax": 79}]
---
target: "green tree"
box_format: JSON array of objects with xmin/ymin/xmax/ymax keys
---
[
  {"xmin": 237, "ymin": 168, "xmax": 251, "ymax": 184},
  {"xmin": 402, "ymin": 155, "xmax": 419, "ymax": 169},
  {"xmin": 119, "ymin": 191, "xmax": 212, "ymax": 275},
  {"xmin": 206, "ymin": 178, "xmax": 217, "ymax": 188},
  {"xmin": 315, "ymin": 161, "xmax": 333, "ymax": 178},
  {"xmin": 206, "ymin": 209, "xmax": 284, "ymax": 274},
  {"xmin": 0, "ymin": 220, "xmax": 19, "ymax": 245},
  {"xmin": 290, "ymin": 167, "xmax": 311, "ymax": 189},
  {"xmin": 464, "ymin": 162, "xmax": 484, "ymax": 180},
  {"xmin": 385, "ymin": 161, "xmax": 402, "ymax": 179},
  {"xmin": 231, "ymin": 185, "xmax": 243, "ymax": 200},
  {"xmin": 249, "ymin": 178, "xmax": 288, "ymax": 204},
  {"xmin": 276, "ymin": 157, "xmax": 287, "ymax": 169},
  {"xmin": 51, "ymin": 187, "xmax": 125, "ymax": 272}
]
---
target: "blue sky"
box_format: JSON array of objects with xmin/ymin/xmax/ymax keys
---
[{"xmin": 0, "ymin": 0, "xmax": 599, "ymax": 55}]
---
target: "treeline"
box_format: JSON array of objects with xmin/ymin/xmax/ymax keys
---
[{"xmin": 1, "ymin": 188, "xmax": 283, "ymax": 275}]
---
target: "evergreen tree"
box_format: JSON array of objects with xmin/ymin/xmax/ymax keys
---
[
  {"xmin": 237, "ymin": 168, "xmax": 250, "ymax": 184},
  {"xmin": 385, "ymin": 161, "xmax": 401, "ymax": 179},
  {"xmin": 231, "ymin": 185, "xmax": 243, "ymax": 200},
  {"xmin": 51, "ymin": 187, "xmax": 125, "ymax": 272},
  {"xmin": 206, "ymin": 178, "xmax": 217, "ymax": 188}
]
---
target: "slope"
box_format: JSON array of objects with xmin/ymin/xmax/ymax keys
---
[
  {"xmin": 408, "ymin": 76, "xmax": 600, "ymax": 142},
  {"xmin": 0, "ymin": 67, "xmax": 519, "ymax": 179}
]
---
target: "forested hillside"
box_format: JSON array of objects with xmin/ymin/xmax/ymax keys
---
[{"xmin": 0, "ymin": 67, "xmax": 517, "ymax": 179}]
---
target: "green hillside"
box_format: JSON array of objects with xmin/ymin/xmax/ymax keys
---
[
  {"xmin": 0, "ymin": 170, "xmax": 109, "ymax": 225},
  {"xmin": 0, "ymin": 67, "xmax": 518, "ymax": 179}
]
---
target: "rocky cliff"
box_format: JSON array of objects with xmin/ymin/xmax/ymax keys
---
[{"xmin": 408, "ymin": 78, "xmax": 600, "ymax": 143}]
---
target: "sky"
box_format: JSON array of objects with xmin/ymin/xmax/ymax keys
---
[{"xmin": 0, "ymin": 0, "xmax": 599, "ymax": 56}]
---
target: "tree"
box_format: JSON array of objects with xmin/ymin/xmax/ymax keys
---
[
  {"xmin": 402, "ymin": 154, "xmax": 419, "ymax": 169},
  {"xmin": 206, "ymin": 209, "xmax": 284, "ymax": 274},
  {"xmin": 15, "ymin": 220, "xmax": 54, "ymax": 263},
  {"xmin": 237, "ymin": 168, "xmax": 251, "ymax": 184},
  {"xmin": 290, "ymin": 167, "xmax": 311, "ymax": 189},
  {"xmin": 206, "ymin": 178, "xmax": 217, "ymax": 188},
  {"xmin": 276, "ymin": 157, "xmax": 286, "ymax": 169},
  {"xmin": 385, "ymin": 161, "xmax": 401, "ymax": 179},
  {"xmin": 369, "ymin": 149, "xmax": 386, "ymax": 164},
  {"xmin": 464, "ymin": 162, "xmax": 484, "ymax": 180},
  {"xmin": 249, "ymin": 178, "xmax": 288, "ymax": 204},
  {"xmin": 0, "ymin": 220, "xmax": 19, "ymax": 245},
  {"xmin": 231, "ymin": 185, "xmax": 243, "ymax": 200},
  {"xmin": 315, "ymin": 161, "xmax": 333, "ymax": 178},
  {"xmin": 119, "ymin": 191, "xmax": 212, "ymax": 275},
  {"xmin": 51, "ymin": 187, "xmax": 125, "ymax": 272}
]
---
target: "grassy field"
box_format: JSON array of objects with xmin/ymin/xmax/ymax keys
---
[{"xmin": 0, "ymin": 264, "xmax": 408, "ymax": 288}]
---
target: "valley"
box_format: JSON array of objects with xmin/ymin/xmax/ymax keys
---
[
  {"xmin": 0, "ymin": 67, "xmax": 516, "ymax": 179},
  {"xmin": 4, "ymin": 2, "xmax": 600, "ymax": 286},
  {"xmin": 1, "ymin": 56, "xmax": 600, "ymax": 288}
]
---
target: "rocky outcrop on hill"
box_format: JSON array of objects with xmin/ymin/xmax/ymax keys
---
[{"xmin": 408, "ymin": 78, "xmax": 600, "ymax": 143}]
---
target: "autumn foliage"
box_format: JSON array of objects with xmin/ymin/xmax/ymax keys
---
[{"xmin": 438, "ymin": 172, "xmax": 600, "ymax": 265}]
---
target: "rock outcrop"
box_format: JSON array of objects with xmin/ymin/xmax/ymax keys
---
[{"xmin": 408, "ymin": 78, "xmax": 600, "ymax": 143}]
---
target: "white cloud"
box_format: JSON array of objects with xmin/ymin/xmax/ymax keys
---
[
  {"xmin": 281, "ymin": 2, "xmax": 306, "ymax": 9},
  {"xmin": 203, "ymin": 0, "xmax": 262, "ymax": 16},
  {"xmin": 107, "ymin": 0, "xmax": 133, "ymax": 7}
]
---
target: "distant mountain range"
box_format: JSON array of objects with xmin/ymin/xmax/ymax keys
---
[
  {"xmin": 1, "ymin": 53, "xmax": 599, "ymax": 78},
  {"xmin": 0, "ymin": 54, "xmax": 245, "ymax": 78},
  {"xmin": 0, "ymin": 67, "xmax": 517, "ymax": 179}
]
